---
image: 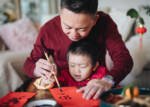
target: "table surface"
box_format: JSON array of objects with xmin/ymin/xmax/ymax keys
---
[{"xmin": 16, "ymin": 78, "xmax": 54, "ymax": 100}]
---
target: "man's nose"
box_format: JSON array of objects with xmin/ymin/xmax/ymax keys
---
[{"xmin": 71, "ymin": 29, "xmax": 79, "ymax": 37}]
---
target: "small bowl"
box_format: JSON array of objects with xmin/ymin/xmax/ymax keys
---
[
  {"xmin": 25, "ymin": 99, "xmax": 58, "ymax": 107},
  {"xmin": 100, "ymin": 88, "xmax": 150, "ymax": 107}
]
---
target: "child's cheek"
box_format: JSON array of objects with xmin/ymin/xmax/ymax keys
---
[{"xmin": 79, "ymin": 67, "xmax": 90, "ymax": 73}]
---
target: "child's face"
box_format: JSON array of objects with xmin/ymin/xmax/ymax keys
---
[{"xmin": 68, "ymin": 53, "xmax": 94, "ymax": 82}]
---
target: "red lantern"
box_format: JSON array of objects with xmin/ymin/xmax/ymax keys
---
[
  {"xmin": 135, "ymin": 25, "xmax": 147, "ymax": 48},
  {"xmin": 135, "ymin": 26, "xmax": 147, "ymax": 35}
]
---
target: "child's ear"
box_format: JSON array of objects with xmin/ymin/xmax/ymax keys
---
[{"xmin": 92, "ymin": 62, "xmax": 99, "ymax": 71}]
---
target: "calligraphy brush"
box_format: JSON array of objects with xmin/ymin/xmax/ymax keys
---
[
  {"xmin": 44, "ymin": 52, "xmax": 62, "ymax": 91},
  {"xmin": 41, "ymin": 39, "xmax": 62, "ymax": 91}
]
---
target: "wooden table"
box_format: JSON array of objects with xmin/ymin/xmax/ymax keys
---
[{"xmin": 16, "ymin": 78, "xmax": 54, "ymax": 100}]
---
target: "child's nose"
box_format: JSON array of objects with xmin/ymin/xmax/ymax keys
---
[{"xmin": 74, "ymin": 66, "xmax": 81, "ymax": 74}]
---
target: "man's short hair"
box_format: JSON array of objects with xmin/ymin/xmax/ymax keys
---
[{"xmin": 61, "ymin": 0, "xmax": 98, "ymax": 15}]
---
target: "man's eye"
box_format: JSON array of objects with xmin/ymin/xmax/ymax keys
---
[
  {"xmin": 79, "ymin": 29, "xmax": 86, "ymax": 32},
  {"xmin": 70, "ymin": 64, "xmax": 75, "ymax": 67},
  {"xmin": 64, "ymin": 25, "xmax": 72, "ymax": 29},
  {"xmin": 65, "ymin": 27, "xmax": 71, "ymax": 29}
]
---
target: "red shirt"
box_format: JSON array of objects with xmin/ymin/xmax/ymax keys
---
[
  {"xmin": 58, "ymin": 66, "xmax": 107, "ymax": 87},
  {"xmin": 23, "ymin": 12, "xmax": 133, "ymax": 85}
]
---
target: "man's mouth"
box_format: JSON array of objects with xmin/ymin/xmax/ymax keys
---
[{"xmin": 70, "ymin": 36, "xmax": 81, "ymax": 41}]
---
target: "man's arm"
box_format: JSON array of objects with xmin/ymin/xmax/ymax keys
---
[{"xmin": 105, "ymin": 15, "xmax": 133, "ymax": 85}]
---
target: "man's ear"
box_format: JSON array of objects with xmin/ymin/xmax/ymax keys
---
[
  {"xmin": 93, "ymin": 13, "xmax": 99, "ymax": 26},
  {"xmin": 95, "ymin": 13, "xmax": 99, "ymax": 21},
  {"xmin": 92, "ymin": 62, "xmax": 99, "ymax": 71}
]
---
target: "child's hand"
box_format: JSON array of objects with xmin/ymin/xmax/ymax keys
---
[{"xmin": 77, "ymin": 79, "xmax": 113, "ymax": 100}]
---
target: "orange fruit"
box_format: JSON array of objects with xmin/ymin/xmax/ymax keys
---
[{"xmin": 133, "ymin": 86, "xmax": 139, "ymax": 97}]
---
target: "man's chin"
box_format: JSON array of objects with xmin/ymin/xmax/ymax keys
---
[{"xmin": 69, "ymin": 37, "xmax": 81, "ymax": 41}]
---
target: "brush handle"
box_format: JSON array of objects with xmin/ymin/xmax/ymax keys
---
[{"xmin": 44, "ymin": 52, "xmax": 61, "ymax": 89}]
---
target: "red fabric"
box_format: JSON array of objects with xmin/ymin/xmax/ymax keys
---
[
  {"xmin": 23, "ymin": 11, "xmax": 133, "ymax": 84},
  {"xmin": 0, "ymin": 92, "xmax": 35, "ymax": 107},
  {"xmin": 58, "ymin": 66, "xmax": 107, "ymax": 87},
  {"xmin": 50, "ymin": 87, "xmax": 100, "ymax": 107}
]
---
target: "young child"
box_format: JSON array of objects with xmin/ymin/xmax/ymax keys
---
[{"xmin": 48, "ymin": 40, "xmax": 108, "ymax": 87}]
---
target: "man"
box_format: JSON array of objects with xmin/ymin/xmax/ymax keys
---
[{"xmin": 23, "ymin": 0, "xmax": 133, "ymax": 100}]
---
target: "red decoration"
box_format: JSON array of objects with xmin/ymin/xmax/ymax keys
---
[
  {"xmin": 135, "ymin": 26, "xmax": 147, "ymax": 35},
  {"xmin": 50, "ymin": 87, "xmax": 100, "ymax": 107},
  {"xmin": 135, "ymin": 25, "xmax": 147, "ymax": 48},
  {"xmin": 0, "ymin": 92, "xmax": 36, "ymax": 107}
]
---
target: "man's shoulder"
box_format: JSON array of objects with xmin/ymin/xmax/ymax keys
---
[
  {"xmin": 41, "ymin": 15, "xmax": 60, "ymax": 30},
  {"xmin": 97, "ymin": 11, "xmax": 110, "ymax": 18},
  {"xmin": 95, "ymin": 11, "xmax": 115, "ymax": 30},
  {"xmin": 95, "ymin": 11, "xmax": 112, "ymax": 27}
]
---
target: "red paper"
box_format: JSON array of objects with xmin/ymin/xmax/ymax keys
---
[
  {"xmin": 0, "ymin": 92, "xmax": 36, "ymax": 107},
  {"xmin": 50, "ymin": 87, "xmax": 100, "ymax": 107}
]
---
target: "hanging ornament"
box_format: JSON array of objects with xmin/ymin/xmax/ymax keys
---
[
  {"xmin": 135, "ymin": 24, "xmax": 147, "ymax": 48},
  {"xmin": 127, "ymin": 9, "xmax": 147, "ymax": 48}
]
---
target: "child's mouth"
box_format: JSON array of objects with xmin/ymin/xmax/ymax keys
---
[{"xmin": 74, "ymin": 75, "xmax": 81, "ymax": 80}]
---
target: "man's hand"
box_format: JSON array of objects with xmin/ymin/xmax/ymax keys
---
[
  {"xmin": 77, "ymin": 78, "xmax": 113, "ymax": 100},
  {"xmin": 33, "ymin": 58, "xmax": 57, "ymax": 81}
]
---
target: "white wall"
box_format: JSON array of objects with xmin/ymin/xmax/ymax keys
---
[
  {"xmin": 98, "ymin": 0, "xmax": 150, "ymax": 35},
  {"xmin": 98, "ymin": 0, "xmax": 150, "ymax": 10},
  {"xmin": 0, "ymin": 0, "xmax": 11, "ymax": 7}
]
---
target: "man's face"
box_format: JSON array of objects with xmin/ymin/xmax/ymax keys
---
[
  {"xmin": 60, "ymin": 8, "xmax": 97, "ymax": 41},
  {"xmin": 68, "ymin": 53, "xmax": 94, "ymax": 82}
]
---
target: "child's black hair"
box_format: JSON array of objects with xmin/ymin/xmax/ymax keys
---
[{"xmin": 67, "ymin": 39, "xmax": 100, "ymax": 66}]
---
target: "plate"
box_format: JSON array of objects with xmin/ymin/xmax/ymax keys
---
[
  {"xmin": 25, "ymin": 99, "xmax": 57, "ymax": 107},
  {"xmin": 100, "ymin": 88, "xmax": 150, "ymax": 107}
]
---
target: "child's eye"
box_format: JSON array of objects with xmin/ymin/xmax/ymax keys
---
[{"xmin": 80, "ymin": 64, "xmax": 87, "ymax": 68}]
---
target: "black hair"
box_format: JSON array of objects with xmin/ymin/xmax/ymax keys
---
[
  {"xmin": 61, "ymin": 0, "xmax": 98, "ymax": 15},
  {"xmin": 67, "ymin": 40, "xmax": 100, "ymax": 66}
]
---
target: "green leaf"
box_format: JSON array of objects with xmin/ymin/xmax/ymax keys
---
[
  {"xmin": 142, "ymin": 5, "xmax": 150, "ymax": 16},
  {"xmin": 127, "ymin": 8, "xmax": 139, "ymax": 18},
  {"xmin": 138, "ymin": 17, "xmax": 145, "ymax": 25}
]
